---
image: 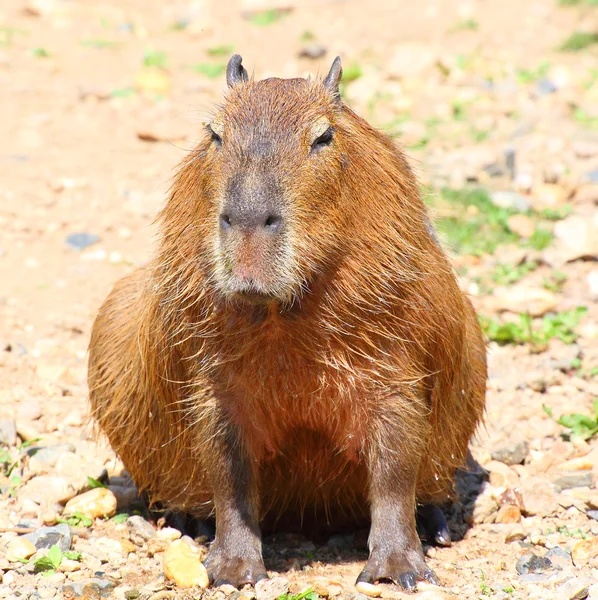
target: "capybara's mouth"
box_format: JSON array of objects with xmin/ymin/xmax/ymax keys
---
[{"xmin": 232, "ymin": 290, "xmax": 277, "ymax": 305}]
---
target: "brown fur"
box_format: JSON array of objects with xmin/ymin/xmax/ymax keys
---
[{"xmin": 88, "ymin": 63, "xmax": 486, "ymax": 543}]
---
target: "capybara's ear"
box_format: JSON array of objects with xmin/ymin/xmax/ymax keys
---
[
  {"xmin": 323, "ymin": 56, "xmax": 342, "ymax": 99},
  {"xmin": 226, "ymin": 54, "xmax": 249, "ymax": 88}
]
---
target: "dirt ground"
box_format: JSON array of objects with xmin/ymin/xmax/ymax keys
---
[{"xmin": 1, "ymin": 0, "xmax": 598, "ymax": 598}]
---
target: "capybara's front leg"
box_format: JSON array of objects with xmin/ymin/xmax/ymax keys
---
[
  {"xmin": 202, "ymin": 416, "xmax": 267, "ymax": 587},
  {"xmin": 357, "ymin": 409, "xmax": 438, "ymax": 592}
]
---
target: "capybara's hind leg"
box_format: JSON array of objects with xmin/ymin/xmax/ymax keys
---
[{"xmin": 417, "ymin": 504, "xmax": 451, "ymax": 547}]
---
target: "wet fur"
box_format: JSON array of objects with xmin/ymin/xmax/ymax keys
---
[{"xmin": 88, "ymin": 74, "xmax": 487, "ymax": 535}]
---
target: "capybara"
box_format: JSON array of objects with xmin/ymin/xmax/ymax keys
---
[{"xmin": 88, "ymin": 55, "xmax": 487, "ymax": 591}]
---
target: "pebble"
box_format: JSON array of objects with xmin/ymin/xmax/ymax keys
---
[
  {"xmin": 516, "ymin": 552, "xmax": 553, "ymax": 575},
  {"xmin": 520, "ymin": 478, "xmax": 559, "ymax": 517},
  {"xmin": 497, "ymin": 506, "xmax": 522, "ymax": 526},
  {"xmin": 127, "ymin": 515, "xmax": 156, "ymax": 545},
  {"xmin": 255, "ymin": 576, "xmax": 289, "ymax": 600},
  {"xmin": 571, "ymin": 538, "xmax": 598, "ymax": 567},
  {"xmin": 491, "ymin": 285, "xmax": 558, "ymax": 317},
  {"xmin": 355, "ymin": 582, "xmax": 382, "ymax": 597},
  {"xmin": 163, "ymin": 538, "xmax": 209, "ymax": 589},
  {"xmin": 65, "ymin": 232, "xmax": 101, "ymax": 251},
  {"xmin": 484, "ymin": 460, "xmax": 520, "ymax": 488},
  {"xmin": 545, "ymin": 547, "xmax": 573, "ymax": 570},
  {"xmin": 63, "ymin": 488, "xmax": 117, "ymax": 519},
  {"xmin": 23, "ymin": 524, "xmax": 72, "ymax": 552},
  {"xmin": 490, "ymin": 190, "xmax": 531, "ymax": 212},
  {"xmin": 60, "ymin": 579, "xmax": 116, "ymax": 599},
  {"xmin": 554, "ymin": 214, "xmax": 598, "ymax": 262},
  {"xmin": 27, "ymin": 443, "xmax": 76, "ymax": 465},
  {"xmin": 155, "ymin": 527, "xmax": 181, "ymax": 541},
  {"xmin": 0, "ymin": 419, "xmax": 17, "ymax": 445},
  {"xmin": 533, "ymin": 183, "xmax": 568, "ymax": 208},
  {"xmin": 492, "ymin": 440, "xmax": 530, "ymax": 466},
  {"xmin": 552, "ymin": 470, "xmax": 593, "ymax": 490},
  {"xmin": 299, "ymin": 44, "xmax": 327, "ymax": 59},
  {"xmin": 19, "ymin": 475, "xmax": 75, "ymax": 505},
  {"xmin": 5, "ymin": 537, "xmax": 37, "ymax": 562},
  {"xmin": 17, "ymin": 399, "xmax": 42, "ymax": 421},
  {"xmin": 556, "ymin": 577, "xmax": 593, "ymax": 600},
  {"xmin": 507, "ymin": 214, "xmax": 536, "ymax": 238}
]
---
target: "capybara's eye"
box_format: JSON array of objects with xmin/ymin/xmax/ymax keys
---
[
  {"xmin": 311, "ymin": 127, "xmax": 334, "ymax": 152},
  {"xmin": 207, "ymin": 125, "xmax": 222, "ymax": 147}
]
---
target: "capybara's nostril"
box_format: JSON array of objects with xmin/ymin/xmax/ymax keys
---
[
  {"xmin": 220, "ymin": 214, "xmax": 232, "ymax": 230},
  {"xmin": 263, "ymin": 214, "xmax": 283, "ymax": 233}
]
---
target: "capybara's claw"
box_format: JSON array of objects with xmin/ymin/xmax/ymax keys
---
[
  {"xmin": 356, "ymin": 549, "xmax": 436, "ymax": 592},
  {"xmin": 417, "ymin": 504, "xmax": 452, "ymax": 547},
  {"xmin": 204, "ymin": 549, "xmax": 268, "ymax": 588}
]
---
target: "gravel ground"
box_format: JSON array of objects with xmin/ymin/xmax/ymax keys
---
[{"xmin": 1, "ymin": 0, "xmax": 598, "ymax": 599}]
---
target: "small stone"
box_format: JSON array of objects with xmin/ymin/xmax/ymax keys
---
[
  {"xmin": 127, "ymin": 515, "xmax": 156, "ymax": 545},
  {"xmin": 533, "ymin": 183, "xmax": 568, "ymax": 208},
  {"xmin": 28, "ymin": 443, "xmax": 76, "ymax": 465},
  {"xmin": 147, "ymin": 538, "xmax": 170, "ymax": 557},
  {"xmin": 490, "ymin": 191, "xmax": 531, "ymax": 212},
  {"xmin": 58, "ymin": 558, "xmax": 81, "ymax": 572},
  {"xmin": 507, "ymin": 214, "xmax": 536, "ymax": 238},
  {"xmin": 156, "ymin": 527, "xmax": 181, "ymax": 541},
  {"xmin": 19, "ymin": 475, "xmax": 75, "ymax": 505},
  {"xmin": 23, "ymin": 524, "xmax": 72, "ymax": 552},
  {"xmin": 65, "ymin": 232, "xmax": 101, "ymax": 251},
  {"xmin": 571, "ymin": 538, "xmax": 598, "ymax": 567},
  {"xmin": 124, "ymin": 590, "xmax": 141, "ymax": 600},
  {"xmin": 554, "ymin": 214, "xmax": 598, "ymax": 262},
  {"xmin": 63, "ymin": 488, "xmax": 117, "ymax": 519},
  {"xmin": 556, "ymin": 577, "xmax": 592, "ymax": 600},
  {"xmin": 0, "ymin": 419, "xmax": 17, "ymax": 445},
  {"xmin": 484, "ymin": 460, "xmax": 520, "ymax": 488},
  {"xmin": 496, "ymin": 505, "xmax": 522, "ymax": 525},
  {"xmin": 521, "ymin": 478, "xmax": 559, "ymax": 517},
  {"xmin": 163, "ymin": 538, "xmax": 209, "ymax": 589},
  {"xmin": 60, "ymin": 579, "xmax": 116, "ymax": 599},
  {"xmin": 218, "ymin": 584, "xmax": 238, "ymax": 595},
  {"xmin": 355, "ymin": 582, "xmax": 382, "ymax": 597},
  {"xmin": 491, "ymin": 285, "xmax": 558, "ymax": 317},
  {"xmin": 545, "ymin": 547, "xmax": 572, "ymax": 570},
  {"xmin": 587, "ymin": 510, "xmax": 598, "ymax": 521},
  {"xmin": 552, "ymin": 471, "xmax": 593, "ymax": 490},
  {"xmin": 299, "ymin": 44, "xmax": 327, "ymax": 59},
  {"xmin": 5, "ymin": 537, "xmax": 37, "ymax": 562},
  {"xmin": 17, "ymin": 399, "xmax": 42, "ymax": 421},
  {"xmin": 535, "ymin": 78, "xmax": 557, "ymax": 96},
  {"xmin": 516, "ymin": 552, "xmax": 553, "ymax": 575},
  {"xmin": 492, "ymin": 440, "xmax": 530, "ymax": 466},
  {"xmin": 255, "ymin": 576, "xmax": 289, "ymax": 600}
]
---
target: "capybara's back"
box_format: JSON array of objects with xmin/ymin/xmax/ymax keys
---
[{"xmin": 88, "ymin": 55, "xmax": 486, "ymax": 591}]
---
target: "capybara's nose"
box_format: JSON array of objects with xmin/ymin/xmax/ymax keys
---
[{"xmin": 220, "ymin": 207, "xmax": 283, "ymax": 234}]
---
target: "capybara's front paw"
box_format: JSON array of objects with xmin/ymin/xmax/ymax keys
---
[
  {"xmin": 356, "ymin": 546, "xmax": 437, "ymax": 592},
  {"xmin": 204, "ymin": 546, "xmax": 268, "ymax": 588}
]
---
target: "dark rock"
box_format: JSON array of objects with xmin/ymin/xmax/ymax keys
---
[
  {"xmin": 23, "ymin": 524, "xmax": 72, "ymax": 552},
  {"xmin": 587, "ymin": 509, "xmax": 598, "ymax": 521},
  {"xmin": 327, "ymin": 534, "xmax": 353, "ymax": 549},
  {"xmin": 61, "ymin": 579, "xmax": 115, "ymax": 599},
  {"xmin": 0, "ymin": 419, "xmax": 17, "ymax": 446},
  {"xmin": 491, "ymin": 440, "xmax": 530, "ymax": 465},
  {"xmin": 65, "ymin": 232, "xmax": 101, "ymax": 251},
  {"xmin": 299, "ymin": 44, "xmax": 327, "ymax": 59},
  {"xmin": 516, "ymin": 552, "xmax": 553, "ymax": 575}
]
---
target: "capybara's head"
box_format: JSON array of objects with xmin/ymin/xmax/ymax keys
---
[{"xmin": 202, "ymin": 55, "xmax": 348, "ymax": 305}]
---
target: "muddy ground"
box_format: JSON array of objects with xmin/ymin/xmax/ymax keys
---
[{"xmin": 1, "ymin": 0, "xmax": 598, "ymax": 598}]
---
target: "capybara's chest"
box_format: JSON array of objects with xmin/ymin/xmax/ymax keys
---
[{"xmin": 214, "ymin": 341, "xmax": 379, "ymax": 463}]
